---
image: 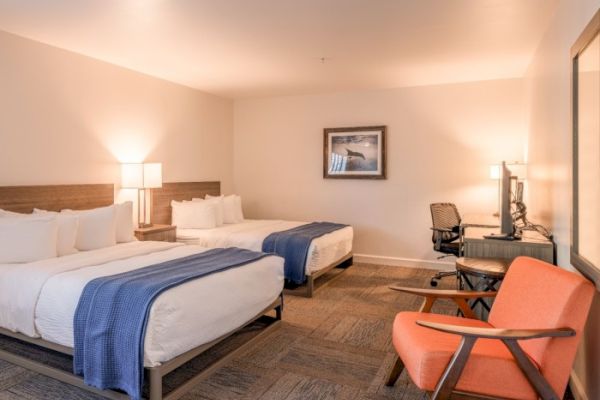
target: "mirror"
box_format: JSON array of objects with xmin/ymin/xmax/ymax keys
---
[{"xmin": 572, "ymin": 10, "xmax": 600, "ymax": 287}]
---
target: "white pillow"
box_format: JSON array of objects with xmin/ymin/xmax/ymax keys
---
[
  {"xmin": 206, "ymin": 194, "xmax": 244, "ymax": 223},
  {"xmin": 171, "ymin": 200, "xmax": 217, "ymax": 229},
  {"xmin": 0, "ymin": 209, "xmax": 27, "ymax": 217},
  {"xmin": 192, "ymin": 197, "xmax": 224, "ymax": 226},
  {"xmin": 234, "ymin": 195, "xmax": 244, "ymax": 222},
  {"xmin": 115, "ymin": 202, "xmax": 135, "ymax": 243},
  {"xmin": 33, "ymin": 209, "xmax": 79, "ymax": 256},
  {"xmin": 62, "ymin": 205, "xmax": 117, "ymax": 251},
  {"xmin": 0, "ymin": 216, "xmax": 58, "ymax": 263}
]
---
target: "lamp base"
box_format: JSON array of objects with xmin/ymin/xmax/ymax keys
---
[{"xmin": 138, "ymin": 222, "xmax": 154, "ymax": 229}]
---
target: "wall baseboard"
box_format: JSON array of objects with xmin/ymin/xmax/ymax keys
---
[
  {"xmin": 570, "ymin": 371, "xmax": 588, "ymax": 400},
  {"xmin": 354, "ymin": 253, "xmax": 455, "ymax": 271}
]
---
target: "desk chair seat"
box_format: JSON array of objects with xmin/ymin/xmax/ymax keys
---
[
  {"xmin": 386, "ymin": 257, "xmax": 595, "ymax": 400},
  {"xmin": 393, "ymin": 312, "xmax": 538, "ymax": 399},
  {"xmin": 438, "ymin": 242, "xmax": 460, "ymax": 256}
]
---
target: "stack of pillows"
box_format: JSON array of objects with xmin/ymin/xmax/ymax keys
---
[
  {"xmin": 171, "ymin": 194, "xmax": 244, "ymax": 229},
  {"xmin": 0, "ymin": 202, "xmax": 135, "ymax": 264}
]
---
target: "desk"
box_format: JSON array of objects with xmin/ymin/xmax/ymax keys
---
[{"xmin": 462, "ymin": 226, "xmax": 554, "ymax": 264}]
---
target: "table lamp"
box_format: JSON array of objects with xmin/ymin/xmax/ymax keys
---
[{"xmin": 121, "ymin": 163, "xmax": 163, "ymax": 228}]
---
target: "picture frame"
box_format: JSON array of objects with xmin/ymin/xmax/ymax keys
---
[
  {"xmin": 571, "ymin": 9, "xmax": 600, "ymax": 288},
  {"xmin": 323, "ymin": 126, "xmax": 387, "ymax": 179}
]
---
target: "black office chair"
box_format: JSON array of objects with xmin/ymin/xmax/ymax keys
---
[{"xmin": 429, "ymin": 203, "xmax": 461, "ymax": 287}]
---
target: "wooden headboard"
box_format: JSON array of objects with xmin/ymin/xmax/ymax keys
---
[
  {"xmin": 0, "ymin": 184, "xmax": 114, "ymax": 213},
  {"xmin": 151, "ymin": 182, "xmax": 221, "ymax": 225}
]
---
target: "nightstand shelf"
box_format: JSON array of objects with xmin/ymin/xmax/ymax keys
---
[{"xmin": 135, "ymin": 224, "xmax": 176, "ymax": 242}]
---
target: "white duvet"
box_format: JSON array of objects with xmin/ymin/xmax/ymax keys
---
[
  {"xmin": 0, "ymin": 241, "xmax": 284, "ymax": 366},
  {"xmin": 177, "ymin": 220, "xmax": 353, "ymax": 275}
]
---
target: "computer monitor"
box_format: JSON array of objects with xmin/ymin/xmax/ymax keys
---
[{"xmin": 499, "ymin": 161, "xmax": 514, "ymax": 236}]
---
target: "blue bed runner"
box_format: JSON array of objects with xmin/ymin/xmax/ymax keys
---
[
  {"xmin": 73, "ymin": 247, "xmax": 269, "ymax": 400},
  {"xmin": 262, "ymin": 222, "xmax": 348, "ymax": 284}
]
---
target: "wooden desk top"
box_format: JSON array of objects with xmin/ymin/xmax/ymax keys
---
[
  {"xmin": 456, "ymin": 257, "xmax": 511, "ymax": 279},
  {"xmin": 464, "ymin": 227, "xmax": 552, "ymax": 246}
]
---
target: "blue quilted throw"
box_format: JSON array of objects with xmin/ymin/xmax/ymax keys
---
[
  {"xmin": 73, "ymin": 247, "xmax": 269, "ymax": 400},
  {"xmin": 262, "ymin": 222, "xmax": 348, "ymax": 284}
]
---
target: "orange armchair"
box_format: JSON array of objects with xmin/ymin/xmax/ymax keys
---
[{"xmin": 385, "ymin": 256, "xmax": 595, "ymax": 400}]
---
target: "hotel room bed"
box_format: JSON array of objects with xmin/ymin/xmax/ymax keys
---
[
  {"xmin": 177, "ymin": 219, "xmax": 353, "ymax": 277},
  {"xmin": 8, "ymin": 241, "xmax": 283, "ymax": 367},
  {"xmin": 151, "ymin": 182, "xmax": 354, "ymax": 297},
  {"xmin": 0, "ymin": 183, "xmax": 284, "ymax": 400}
]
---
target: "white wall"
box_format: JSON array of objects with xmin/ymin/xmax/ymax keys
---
[
  {"xmin": 524, "ymin": 1, "xmax": 600, "ymax": 399},
  {"xmin": 0, "ymin": 30, "xmax": 234, "ymax": 200},
  {"xmin": 234, "ymin": 79, "xmax": 527, "ymax": 266}
]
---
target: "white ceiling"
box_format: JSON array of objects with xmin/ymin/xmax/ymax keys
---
[{"xmin": 0, "ymin": 0, "xmax": 558, "ymax": 98}]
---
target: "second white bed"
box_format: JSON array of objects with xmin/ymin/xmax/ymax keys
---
[{"xmin": 177, "ymin": 219, "xmax": 354, "ymax": 276}]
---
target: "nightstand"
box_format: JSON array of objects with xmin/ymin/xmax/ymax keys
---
[{"xmin": 135, "ymin": 225, "xmax": 177, "ymax": 242}]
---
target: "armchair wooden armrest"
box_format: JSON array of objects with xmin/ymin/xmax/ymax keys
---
[
  {"xmin": 416, "ymin": 320, "xmax": 575, "ymax": 340},
  {"xmin": 389, "ymin": 286, "xmax": 497, "ymax": 298},
  {"xmin": 414, "ymin": 320, "xmax": 574, "ymax": 400},
  {"xmin": 389, "ymin": 286, "xmax": 497, "ymax": 319}
]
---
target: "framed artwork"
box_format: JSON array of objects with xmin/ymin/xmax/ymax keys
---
[
  {"xmin": 323, "ymin": 126, "xmax": 386, "ymax": 179},
  {"xmin": 571, "ymin": 9, "xmax": 600, "ymax": 288}
]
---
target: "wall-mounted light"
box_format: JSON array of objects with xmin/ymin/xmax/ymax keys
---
[{"xmin": 121, "ymin": 163, "xmax": 163, "ymax": 228}]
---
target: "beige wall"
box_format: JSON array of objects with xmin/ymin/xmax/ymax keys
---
[
  {"xmin": 524, "ymin": 0, "xmax": 600, "ymax": 398},
  {"xmin": 233, "ymin": 79, "xmax": 527, "ymax": 266},
  {"xmin": 0, "ymin": 30, "xmax": 234, "ymax": 203}
]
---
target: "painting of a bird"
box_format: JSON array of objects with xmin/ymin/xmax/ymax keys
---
[{"xmin": 346, "ymin": 148, "xmax": 366, "ymax": 160}]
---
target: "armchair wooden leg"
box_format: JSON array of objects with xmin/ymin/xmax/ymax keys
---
[
  {"xmin": 431, "ymin": 336, "xmax": 477, "ymax": 400},
  {"xmin": 502, "ymin": 339, "xmax": 560, "ymax": 400},
  {"xmin": 385, "ymin": 355, "xmax": 405, "ymax": 386}
]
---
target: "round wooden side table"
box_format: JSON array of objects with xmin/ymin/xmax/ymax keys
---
[{"xmin": 456, "ymin": 257, "xmax": 511, "ymax": 320}]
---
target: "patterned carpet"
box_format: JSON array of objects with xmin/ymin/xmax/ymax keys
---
[{"xmin": 0, "ymin": 263, "xmax": 574, "ymax": 400}]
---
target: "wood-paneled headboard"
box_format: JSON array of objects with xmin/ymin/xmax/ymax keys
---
[
  {"xmin": 0, "ymin": 184, "xmax": 114, "ymax": 213},
  {"xmin": 151, "ymin": 182, "xmax": 221, "ymax": 225}
]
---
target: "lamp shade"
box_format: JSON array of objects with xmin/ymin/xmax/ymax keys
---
[
  {"xmin": 121, "ymin": 163, "xmax": 144, "ymax": 188},
  {"xmin": 143, "ymin": 163, "xmax": 163, "ymax": 188},
  {"xmin": 489, "ymin": 164, "xmax": 501, "ymax": 180}
]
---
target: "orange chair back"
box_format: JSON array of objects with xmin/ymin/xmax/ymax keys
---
[{"xmin": 488, "ymin": 256, "xmax": 595, "ymax": 397}]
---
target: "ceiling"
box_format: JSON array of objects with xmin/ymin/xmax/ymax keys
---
[{"xmin": 0, "ymin": 0, "xmax": 558, "ymax": 98}]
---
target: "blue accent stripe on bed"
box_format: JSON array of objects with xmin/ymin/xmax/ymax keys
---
[
  {"xmin": 73, "ymin": 247, "xmax": 269, "ymax": 400},
  {"xmin": 262, "ymin": 222, "xmax": 348, "ymax": 284}
]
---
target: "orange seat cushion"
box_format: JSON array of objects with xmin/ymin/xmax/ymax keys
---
[{"xmin": 393, "ymin": 312, "xmax": 538, "ymax": 400}]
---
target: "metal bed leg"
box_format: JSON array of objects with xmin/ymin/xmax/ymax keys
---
[
  {"xmin": 148, "ymin": 368, "xmax": 163, "ymax": 400},
  {"xmin": 275, "ymin": 304, "xmax": 283, "ymax": 320},
  {"xmin": 306, "ymin": 276, "xmax": 314, "ymax": 298}
]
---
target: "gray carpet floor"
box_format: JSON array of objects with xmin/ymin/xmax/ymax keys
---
[{"xmin": 0, "ymin": 263, "xmax": 574, "ymax": 399}]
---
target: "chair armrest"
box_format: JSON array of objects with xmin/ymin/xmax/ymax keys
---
[
  {"xmin": 416, "ymin": 320, "xmax": 575, "ymax": 340},
  {"xmin": 389, "ymin": 286, "xmax": 496, "ymax": 319},
  {"xmin": 389, "ymin": 286, "xmax": 497, "ymax": 299}
]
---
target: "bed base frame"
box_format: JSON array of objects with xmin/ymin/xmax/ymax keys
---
[
  {"xmin": 285, "ymin": 253, "xmax": 353, "ymax": 298},
  {"xmin": 0, "ymin": 297, "xmax": 282, "ymax": 400}
]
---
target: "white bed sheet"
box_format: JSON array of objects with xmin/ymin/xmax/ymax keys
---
[
  {"xmin": 177, "ymin": 220, "xmax": 353, "ymax": 275},
  {"xmin": 0, "ymin": 241, "xmax": 284, "ymax": 367}
]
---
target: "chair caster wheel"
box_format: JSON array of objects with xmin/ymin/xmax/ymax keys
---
[{"xmin": 430, "ymin": 279, "xmax": 438, "ymax": 287}]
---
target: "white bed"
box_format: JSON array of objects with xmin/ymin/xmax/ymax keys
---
[
  {"xmin": 0, "ymin": 240, "xmax": 284, "ymax": 367},
  {"xmin": 177, "ymin": 219, "xmax": 354, "ymax": 276}
]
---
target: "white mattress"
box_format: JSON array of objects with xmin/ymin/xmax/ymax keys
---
[
  {"xmin": 177, "ymin": 219, "xmax": 353, "ymax": 275},
  {"xmin": 0, "ymin": 241, "xmax": 284, "ymax": 367}
]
